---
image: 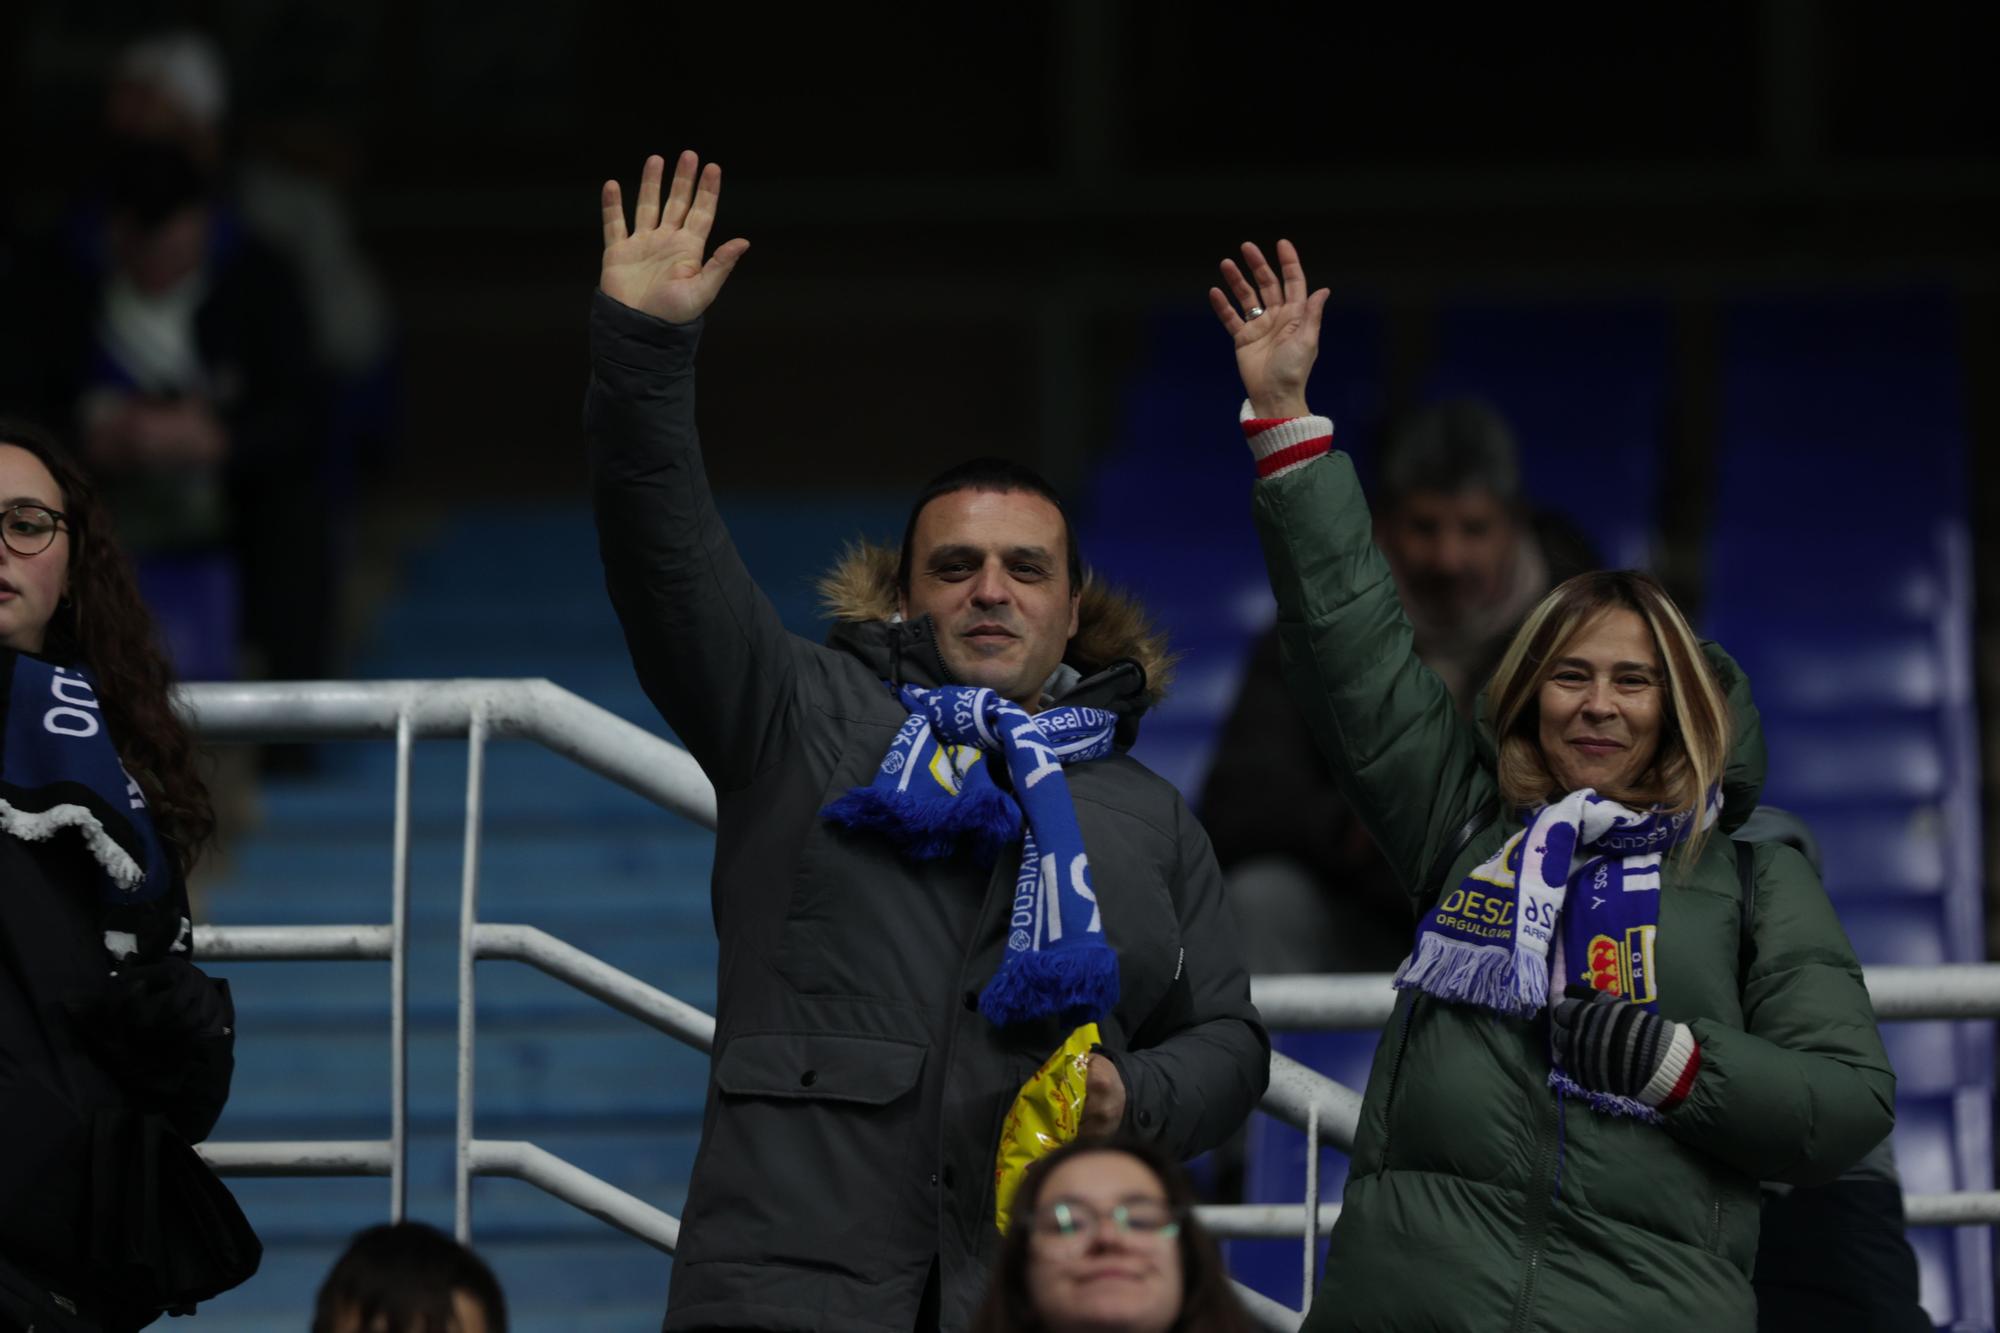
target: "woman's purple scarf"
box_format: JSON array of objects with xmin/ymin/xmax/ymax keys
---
[{"xmin": 1397, "ymin": 788, "xmax": 1718, "ymax": 1019}]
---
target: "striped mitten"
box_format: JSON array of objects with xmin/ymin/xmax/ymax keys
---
[{"xmin": 1550, "ymin": 986, "xmax": 1702, "ymax": 1112}]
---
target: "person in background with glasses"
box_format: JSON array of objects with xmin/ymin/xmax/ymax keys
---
[
  {"xmin": 970, "ymin": 1138, "xmax": 1255, "ymax": 1333},
  {"xmin": 0, "ymin": 420, "xmax": 257, "ymax": 1331}
]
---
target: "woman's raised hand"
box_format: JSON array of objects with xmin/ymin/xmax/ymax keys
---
[
  {"xmin": 600, "ymin": 150, "xmax": 751, "ymax": 324},
  {"xmin": 1208, "ymin": 239, "xmax": 1329, "ymax": 420}
]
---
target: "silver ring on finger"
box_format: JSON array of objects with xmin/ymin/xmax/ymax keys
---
[{"xmin": 1246, "ymin": 306, "xmax": 1265, "ymax": 318}]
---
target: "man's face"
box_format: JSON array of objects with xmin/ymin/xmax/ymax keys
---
[
  {"xmin": 1376, "ymin": 488, "xmax": 1517, "ymax": 626},
  {"xmin": 899, "ymin": 487, "xmax": 1080, "ymax": 709}
]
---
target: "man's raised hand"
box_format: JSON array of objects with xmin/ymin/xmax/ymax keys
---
[
  {"xmin": 600, "ymin": 151, "xmax": 750, "ymax": 324},
  {"xmin": 1208, "ymin": 239, "xmax": 1329, "ymax": 420}
]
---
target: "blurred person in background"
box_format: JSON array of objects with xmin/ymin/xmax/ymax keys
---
[
  {"xmin": 589, "ymin": 150, "xmax": 1266, "ymax": 1332},
  {"xmin": 312, "ymin": 1222, "xmax": 506, "ymax": 1333},
  {"xmin": 1201, "ymin": 400, "xmax": 1596, "ymax": 973},
  {"xmin": 0, "ymin": 421, "xmax": 256, "ymax": 1331},
  {"xmin": 969, "ymin": 1137, "xmax": 1254, "ymax": 1333},
  {"xmin": 1212, "ymin": 239, "xmax": 1893, "ymax": 1331},
  {"xmin": 0, "ymin": 30, "xmax": 335, "ymax": 702},
  {"xmin": 108, "ymin": 26, "xmax": 401, "ymax": 521}
]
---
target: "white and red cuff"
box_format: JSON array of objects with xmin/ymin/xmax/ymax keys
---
[
  {"xmin": 1638, "ymin": 1022, "xmax": 1702, "ymax": 1112},
  {"xmin": 1240, "ymin": 400, "xmax": 1334, "ymax": 480}
]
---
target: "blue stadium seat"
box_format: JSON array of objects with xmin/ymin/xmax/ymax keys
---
[
  {"xmin": 1077, "ymin": 303, "xmax": 1387, "ymax": 811},
  {"xmin": 1420, "ymin": 299, "xmax": 1670, "ymax": 571},
  {"xmin": 1703, "ymin": 289, "xmax": 1988, "ymax": 1329},
  {"xmin": 1803, "ymin": 806, "xmax": 1949, "ymax": 898},
  {"xmin": 136, "ymin": 550, "xmax": 240, "ymax": 682},
  {"xmin": 1081, "ymin": 305, "xmax": 1385, "ymax": 538},
  {"xmin": 1757, "ymin": 718, "xmax": 1949, "ymax": 804}
]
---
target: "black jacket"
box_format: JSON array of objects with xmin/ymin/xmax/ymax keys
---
[
  {"xmin": 587, "ymin": 293, "xmax": 1269, "ymax": 1333},
  {"xmin": 0, "ymin": 834, "xmax": 238, "ymax": 1332}
]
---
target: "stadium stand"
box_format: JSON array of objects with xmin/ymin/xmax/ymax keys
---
[
  {"xmin": 185, "ymin": 293, "xmax": 1990, "ymax": 1328},
  {"xmin": 192, "ymin": 498, "xmax": 901, "ymax": 1330},
  {"xmin": 1703, "ymin": 291, "xmax": 1990, "ymax": 1330},
  {"xmin": 1418, "ymin": 299, "xmax": 1670, "ymax": 573}
]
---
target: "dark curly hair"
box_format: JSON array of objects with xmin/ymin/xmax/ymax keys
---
[
  {"xmin": 0, "ymin": 419, "xmax": 215, "ymax": 875},
  {"xmin": 969, "ymin": 1136, "xmax": 1255, "ymax": 1333}
]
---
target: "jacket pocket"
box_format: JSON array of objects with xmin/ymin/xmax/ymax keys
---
[
  {"xmin": 680, "ymin": 1031, "xmax": 930, "ymax": 1282},
  {"xmin": 1711, "ymin": 1176, "xmax": 1762, "ymax": 1274},
  {"xmin": 714, "ymin": 1031, "xmax": 927, "ymax": 1104}
]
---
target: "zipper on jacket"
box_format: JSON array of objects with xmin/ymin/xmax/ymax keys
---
[
  {"xmin": 926, "ymin": 627, "xmax": 956, "ymax": 688},
  {"xmin": 1373, "ymin": 991, "xmax": 1422, "ymax": 1166},
  {"xmin": 1708, "ymin": 1195, "xmax": 1724, "ymax": 1253},
  {"xmin": 1504, "ymin": 1083, "xmax": 1562, "ymax": 1333}
]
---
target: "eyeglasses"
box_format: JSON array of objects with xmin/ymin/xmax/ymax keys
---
[
  {"xmin": 1028, "ymin": 1199, "xmax": 1183, "ymax": 1246},
  {"xmin": 0, "ymin": 505, "xmax": 68, "ymax": 557}
]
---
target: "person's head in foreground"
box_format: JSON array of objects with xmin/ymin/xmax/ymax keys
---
[
  {"xmin": 312, "ymin": 1222, "xmax": 507, "ymax": 1333},
  {"xmin": 1486, "ymin": 569, "xmax": 1730, "ymax": 823},
  {"xmin": 1372, "ymin": 398, "xmax": 1528, "ymax": 629},
  {"xmin": 971, "ymin": 1137, "xmax": 1252, "ymax": 1333},
  {"xmin": 897, "ymin": 457, "xmax": 1084, "ymax": 710}
]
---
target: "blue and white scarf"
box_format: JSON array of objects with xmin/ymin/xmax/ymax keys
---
[
  {"xmin": 1397, "ymin": 788, "xmax": 1718, "ymax": 1021},
  {"xmin": 823, "ymin": 684, "xmax": 1120, "ymax": 1027},
  {"xmin": 0, "ymin": 653, "xmax": 175, "ymax": 949}
]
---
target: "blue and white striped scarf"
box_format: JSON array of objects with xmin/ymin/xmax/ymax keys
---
[
  {"xmin": 1397, "ymin": 788, "xmax": 1718, "ymax": 1020},
  {"xmin": 823, "ymin": 684, "xmax": 1120, "ymax": 1027}
]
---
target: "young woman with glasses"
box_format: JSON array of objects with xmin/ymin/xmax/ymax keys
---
[
  {"xmin": 971, "ymin": 1138, "xmax": 1254, "ymax": 1333},
  {"xmin": 0, "ymin": 421, "xmax": 256, "ymax": 1331}
]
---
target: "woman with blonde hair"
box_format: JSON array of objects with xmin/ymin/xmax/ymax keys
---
[{"xmin": 1208, "ymin": 243, "xmax": 1894, "ymax": 1331}]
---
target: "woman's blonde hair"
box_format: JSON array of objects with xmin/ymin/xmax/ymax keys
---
[{"xmin": 1486, "ymin": 571, "xmax": 1731, "ymax": 853}]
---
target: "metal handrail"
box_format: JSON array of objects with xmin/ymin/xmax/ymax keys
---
[
  {"xmin": 1251, "ymin": 966, "xmax": 2000, "ymax": 1027},
  {"xmin": 180, "ymin": 679, "xmax": 2000, "ymax": 1333},
  {"xmin": 186, "ymin": 678, "xmax": 714, "ymax": 825}
]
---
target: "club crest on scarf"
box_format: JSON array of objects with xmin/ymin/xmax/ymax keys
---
[
  {"xmin": 1395, "ymin": 787, "xmax": 1719, "ymax": 1122},
  {"xmin": 1397, "ymin": 788, "xmax": 1717, "ymax": 1018},
  {"xmin": 823, "ymin": 683, "xmax": 1120, "ymax": 1027}
]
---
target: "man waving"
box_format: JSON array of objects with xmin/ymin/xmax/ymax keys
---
[{"xmin": 587, "ymin": 151, "xmax": 1267, "ymax": 1333}]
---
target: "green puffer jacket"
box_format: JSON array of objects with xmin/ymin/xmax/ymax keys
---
[{"xmin": 1252, "ymin": 450, "xmax": 1896, "ymax": 1333}]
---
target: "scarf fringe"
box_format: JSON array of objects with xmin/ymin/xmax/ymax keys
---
[
  {"xmin": 1547, "ymin": 1069, "xmax": 1664, "ymax": 1125},
  {"xmin": 822, "ymin": 785, "xmax": 1021, "ymax": 863},
  {"xmin": 1394, "ymin": 932, "xmax": 1544, "ymax": 1017},
  {"xmin": 0, "ymin": 798, "xmax": 145, "ymax": 890},
  {"xmin": 980, "ymin": 947, "xmax": 1120, "ymax": 1028}
]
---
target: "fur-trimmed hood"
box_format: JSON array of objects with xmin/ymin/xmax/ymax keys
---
[{"xmin": 816, "ymin": 540, "xmax": 1176, "ymax": 712}]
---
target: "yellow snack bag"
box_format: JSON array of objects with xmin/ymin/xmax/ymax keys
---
[{"xmin": 992, "ymin": 1022, "xmax": 1099, "ymax": 1234}]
